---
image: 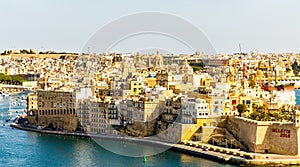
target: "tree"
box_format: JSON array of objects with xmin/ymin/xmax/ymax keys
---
[
  {"xmin": 257, "ymin": 106, "xmax": 265, "ymax": 113},
  {"xmin": 0, "ymin": 74, "xmax": 24, "ymax": 85},
  {"xmin": 237, "ymin": 104, "xmax": 247, "ymax": 117}
]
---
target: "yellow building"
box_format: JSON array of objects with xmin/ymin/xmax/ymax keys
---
[
  {"xmin": 143, "ymin": 101, "xmax": 158, "ymax": 122},
  {"xmin": 130, "ymin": 76, "xmax": 144, "ymax": 95},
  {"xmin": 223, "ymin": 92, "xmax": 239, "ymax": 116},
  {"xmin": 156, "ymin": 70, "xmax": 169, "ymax": 89},
  {"xmin": 200, "ymin": 76, "xmax": 211, "ymax": 87},
  {"xmin": 145, "ymin": 77, "xmax": 156, "ymax": 88}
]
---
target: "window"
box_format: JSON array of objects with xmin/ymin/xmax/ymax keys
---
[{"xmin": 232, "ymin": 100, "xmax": 237, "ymax": 105}]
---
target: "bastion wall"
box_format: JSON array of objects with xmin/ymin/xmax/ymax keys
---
[{"xmin": 226, "ymin": 117, "xmax": 299, "ymax": 155}]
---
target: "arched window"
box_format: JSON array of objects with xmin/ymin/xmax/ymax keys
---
[{"xmin": 29, "ymin": 110, "xmax": 34, "ymax": 116}]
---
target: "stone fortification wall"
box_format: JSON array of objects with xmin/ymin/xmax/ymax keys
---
[{"xmin": 226, "ymin": 117, "xmax": 299, "ymax": 155}]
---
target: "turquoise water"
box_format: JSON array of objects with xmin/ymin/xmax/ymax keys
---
[{"xmin": 0, "ymin": 94, "xmax": 233, "ymax": 167}]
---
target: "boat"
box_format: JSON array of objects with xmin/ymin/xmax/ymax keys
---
[
  {"xmin": 7, "ymin": 111, "xmax": 12, "ymax": 116},
  {"xmin": 21, "ymin": 89, "xmax": 33, "ymax": 94},
  {"xmin": 1, "ymin": 91, "xmax": 10, "ymax": 97},
  {"xmin": 21, "ymin": 95, "xmax": 27, "ymax": 100}
]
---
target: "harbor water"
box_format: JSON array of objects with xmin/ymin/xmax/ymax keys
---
[{"xmin": 0, "ymin": 94, "xmax": 234, "ymax": 167}]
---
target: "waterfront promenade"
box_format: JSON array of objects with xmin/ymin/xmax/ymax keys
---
[{"xmin": 10, "ymin": 123, "xmax": 300, "ymax": 166}]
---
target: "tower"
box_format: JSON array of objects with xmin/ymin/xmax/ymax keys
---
[{"xmin": 155, "ymin": 51, "xmax": 162, "ymax": 67}]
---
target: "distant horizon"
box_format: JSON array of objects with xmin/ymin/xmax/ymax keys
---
[
  {"xmin": 1, "ymin": 48, "xmax": 300, "ymax": 55},
  {"xmin": 1, "ymin": 1, "xmax": 299, "ymax": 55}
]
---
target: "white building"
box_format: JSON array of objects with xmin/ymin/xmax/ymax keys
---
[
  {"xmin": 181, "ymin": 97, "xmax": 210, "ymax": 124},
  {"xmin": 195, "ymin": 99, "xmax": 210, "ymax": 118}
]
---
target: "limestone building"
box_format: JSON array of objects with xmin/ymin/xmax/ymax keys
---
[{"xmin": 27, "ymin": 90, "xmax": 79, "ymax": 131}]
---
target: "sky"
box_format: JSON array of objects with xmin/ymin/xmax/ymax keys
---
[{"xmin": 0, "ymin": 0, "xmax": 299, "ymax": 54}]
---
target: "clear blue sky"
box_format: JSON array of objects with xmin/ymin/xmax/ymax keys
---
[{"xmin": 0, "ymin": 0, "xmax": 299, "ymax": 54}]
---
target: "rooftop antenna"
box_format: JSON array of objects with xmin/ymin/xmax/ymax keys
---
[{"xmin": 87, "ymin": 47, "xmax": 90, "ymax": 55}]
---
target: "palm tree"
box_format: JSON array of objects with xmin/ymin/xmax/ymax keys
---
[{"xmin": 237, "ymin": 104, "xmax": 247, "ymax": 117}]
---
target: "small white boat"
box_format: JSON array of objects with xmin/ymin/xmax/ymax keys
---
[{"xmin": 2, "ymin": 92, "xmax": 10, "ymax": 97}]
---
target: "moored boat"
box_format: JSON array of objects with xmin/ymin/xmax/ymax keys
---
[{"xmin": 1, "ymin": 91, "xmax": 10, "ymax": 97}]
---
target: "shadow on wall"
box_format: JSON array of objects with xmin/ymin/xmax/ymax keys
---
[{"xmin": 225, "ymin": 116, "xmax": 298, "ymax": 155}]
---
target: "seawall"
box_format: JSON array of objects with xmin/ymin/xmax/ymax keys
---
[{"xmin": 10, "ymin": 123, "xmax": 300, "ymax": 166}]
